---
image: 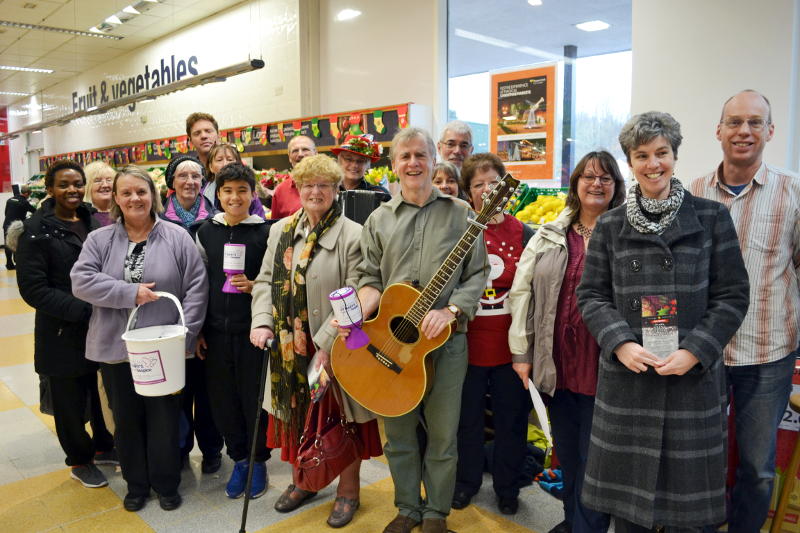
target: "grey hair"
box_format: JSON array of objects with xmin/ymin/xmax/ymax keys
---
[
  {"xmin": 433, "ymin": 161, "xmax": 460, "ymax": 182},
  {"xmin": 439, "ymin": 120, "xmax": 473, "ymax": 143},
  {"xmin": 20, "ymin": 184, "xmax": 30, "ymax": 195},
  {"xmin": 390, "ymin": 127, "xmax": 436, "ymax": 162},
  {"xmin": 174, "ymin": 159, "xmax": 203, "ymax": 176},
  {"xmin": 619, "ymin": 111, "xmax": 682, "ymax": 163},
  {"xmin": 111, "ymin": 165, "xmax": 164, "ymax": 221}
]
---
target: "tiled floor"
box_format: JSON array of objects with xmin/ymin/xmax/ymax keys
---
[{"xmin": 0, "ymin": 266, "xmax": 564, "ymax": 532}]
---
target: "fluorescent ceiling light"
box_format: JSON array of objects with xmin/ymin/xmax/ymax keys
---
[
  {"xmin": 336, "ymin": 9, "xmax": 362, "ymax": 21},
  {"xmin": 455, "ymin": 28, "xmax": 563, "ymax": 61},
  {"xmin": 123, "ymin": 6, "xmax": 140, "ymax": 15},
  {"xmin": 0, "ymin": 90, "xmax": 31, "ymax": 96},
  {"xmin": 105, "ymin": 15, "xmax": 122, "ymax": 25},
  {"xmin": 0, "ymin": 20, "xmax": 123, "ymax": 39},
  {"xmin": 0, "ymin": 65, "xmax": 53, "ymax": 73},
  {"xmin": 527, "ymin": 0, "xmax": 543, "ymax": 6},
  {"xmin": 575, "ymin": 20, "xmax": 610, "ymax": 32}
]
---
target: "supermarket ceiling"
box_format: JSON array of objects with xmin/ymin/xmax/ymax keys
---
[
  {"xmin": 0, "ymin": 0, "xmax": 241, "ymax": 106},
  {"xmin": 449, "ymin": 0, "xmax": 631, "ymax": 77}
]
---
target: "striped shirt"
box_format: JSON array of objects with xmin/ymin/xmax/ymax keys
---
[{"xmin": 690, "ymin": 162, "xmax": 800, "ymax": 366}]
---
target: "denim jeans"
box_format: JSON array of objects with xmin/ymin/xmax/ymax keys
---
[{"xmin": 727, "ymin": 351, "xmax": 796, "ymax": 533}]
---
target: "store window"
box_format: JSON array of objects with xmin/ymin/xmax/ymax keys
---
[{"xmin": 447, "ymin": 0, "xmax": 632, "ymax": 184}]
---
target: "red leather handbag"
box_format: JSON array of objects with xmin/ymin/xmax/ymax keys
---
[{"xmin": 294, "ymin": 384, "xmax": 363, "ymax": 492}]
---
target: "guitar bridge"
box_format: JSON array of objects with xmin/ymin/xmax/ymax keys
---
[{"xmin": 367, "ymin": 344, "xmax": 403, "ymax": 374}]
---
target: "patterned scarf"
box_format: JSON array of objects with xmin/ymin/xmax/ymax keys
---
[
  {"xmin": 171, "ymin": 195, "xmax": 201, "ymax": 228},
  {"xmin": 626, "ymin": 177, "xmax": 684, "ymax": 235},
  {"xmin": 270, "ymin": 202, "xmax": 342, "ymax": 446}
]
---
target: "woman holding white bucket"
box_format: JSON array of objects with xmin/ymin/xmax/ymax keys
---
[{"xmin": 71, "ymin": 165, "xmax": 209, "ymax": 513}]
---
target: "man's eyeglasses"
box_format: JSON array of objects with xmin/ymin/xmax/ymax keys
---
[
  {"xmin": 442, "ymin": 141, "xmax": 472, "ymax": 150},
  {"xmin": 579, "ymin": 174, "xmax": 614, "ymax": 186},
  {"xmin": 721, "ymin": 118, "xmax": 770, "ymax": 131}
]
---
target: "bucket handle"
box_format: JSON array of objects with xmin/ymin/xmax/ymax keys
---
[{"xmin": 124, "ymin": 291, "xmax": 186, "ymax": 334}]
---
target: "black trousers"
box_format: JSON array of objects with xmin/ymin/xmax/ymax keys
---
[
  {"xmin": 48, "ymin": 372, "xmax": 114, "ymax": 466},
  {"xmin": 549, "ymin": 389, "xmax": 610, "ymax": 533},
  {"xmin": 203, "ymin": 329, "xmax": 270, "ymax": 463},
  {"xmin": 101, "ymin": 362, "xmax": 182, "ymax": 497},
  {"xmin": 455, "ymin": 363, "xmax": 531, "ymax": 499},
  {"xmin": 180, "ymin": 356, "xmax": 223, "ymax": 458},
  {"xmin": 4, "ymin": 244, "xmax": 14, "ymax": 268}
]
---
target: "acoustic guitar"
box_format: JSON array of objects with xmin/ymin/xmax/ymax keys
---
[{"xmin": 331, "ymin": 174, "xmax": 520, "ymax": 417}]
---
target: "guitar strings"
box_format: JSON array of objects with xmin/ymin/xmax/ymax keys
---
[{"xmin": 371, "ymin": 179, "xmax": 514, "ymax": 362}]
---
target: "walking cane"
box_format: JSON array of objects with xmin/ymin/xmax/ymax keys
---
[{"xmin": 239, "ymin": 338, "xmax": 274, "ymax": 533}]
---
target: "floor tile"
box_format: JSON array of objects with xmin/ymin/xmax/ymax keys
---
[
  {"xmin": 0, "ymin": 362, "xmax": 39, "ymax": 405},
  {"xmin": 61, "ymin": 507, "xmax": 154, "ymax": 533},
  {"xmin": 0, "ymin": 333, "xmax": 35, "ymax": 367},
  {"xmin": 0, "ymin": 313, "xmax": 35, "ymax": 337},
  {"xmin": 0, "ymin": 299, "xmax": 33, "ymax": 317},
  {"xmin": 0, "ymin": 381, "xmax": 25, "ymax": 412}
]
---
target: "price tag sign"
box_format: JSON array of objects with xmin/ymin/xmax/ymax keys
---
[{"xmin": 779, "ymin": 383, "xmax": 800, "ymax": 432}]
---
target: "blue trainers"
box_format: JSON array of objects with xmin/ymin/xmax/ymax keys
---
[
  {"xmin": 250, "ymin": 461, "xmax": 267, "ymax": 499},
  {"xmin": 226, "ymin": 460, "xmax": 248, "ymax": 499}
]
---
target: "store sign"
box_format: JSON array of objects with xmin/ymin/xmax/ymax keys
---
[
  {"xmin": 71, "ymin": 55, "xmax": 199, "ymax": 113},
  {"xmin": 490, "ymin": 64, "xmax": 558, "ymax": 181}
]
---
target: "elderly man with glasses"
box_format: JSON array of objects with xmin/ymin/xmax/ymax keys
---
[{"xmin": 437, "ymin": 120, "xmax": 474, "ymax": 170}]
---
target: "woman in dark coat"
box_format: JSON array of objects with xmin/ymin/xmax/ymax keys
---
[
  {"xmin": 16, "ymin": 159, "xmax": 114, "ymax": 488},
  {"xmin": 576, "ymin": 112, "xmax": 750, "ymax": 531}
]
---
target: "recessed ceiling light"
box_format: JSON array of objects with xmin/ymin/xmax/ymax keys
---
[
  {"xmin": 123, "ymin": 6, "xmax": 140, "ymax": 15},
  {"xmin": 0, "ymin": 91, "xmax": 31, "ymax": 96},
  {"xmin": 105, "ymin": 15, "xmax": 122, "ymax": 25},
  {"xmin": 336, "ymin": 9, "xmax": 361, "ymax": 21},
  {"xmin": 575, "ymin": 20, "xmax": 610, "ymax": 32},
  {"xmin": 0, "ymin": 65, "xmax": 53, "ymax": 73},
  {"xmin": 527, "ymin": 0, "xmax": 543, "ymax": 6}
]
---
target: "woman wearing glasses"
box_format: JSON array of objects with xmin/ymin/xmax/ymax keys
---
[
  {"xmin": 250, "ymin": 154, "xmax": 381, "ymax": 528},
  {"xmin": 509, "ymin": 150, "xmax": 625, "ymax": 533},
  {"xmin": 576, "ymin": 113, "xmax": 749, "ymax": 531},
  {"xmin": 452, "ymin": 153, "xmax": 535, "ymax": 515},
  {"xmin": 84, "ymin": 161, "xmax": 116, "ymax": 227}
]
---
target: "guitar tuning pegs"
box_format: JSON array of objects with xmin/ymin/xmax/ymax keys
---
[{"xmin": 481, "ymin": 192, "xmax": 488, "ymax": 200}]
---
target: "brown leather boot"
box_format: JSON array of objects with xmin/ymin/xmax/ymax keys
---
[
  {"xmin": 421, "ymin": 517, "xmax": 448, "ymax": 533},
  {"xmin": 383, "ymin": 513, "xmax": 421, "ymax": 533}
]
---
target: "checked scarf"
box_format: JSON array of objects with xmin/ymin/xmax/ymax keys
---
[
  {"xmin": 626, "ymin": 177, "xmax": 684, "ymax": 235},
  {"xmin": 269, "ymin": 202, "xmax": 342, "ymax": 447}
]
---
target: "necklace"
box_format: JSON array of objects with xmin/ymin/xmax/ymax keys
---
[{"xmin": 575, "ymin": 221, "xmax": 593, "ymax": 239}]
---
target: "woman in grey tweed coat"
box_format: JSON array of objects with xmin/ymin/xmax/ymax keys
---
[{"xmin": 576, "ymin": 112, "xmax": 749, "ymax": 531}]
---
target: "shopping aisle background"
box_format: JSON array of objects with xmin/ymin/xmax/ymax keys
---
[{"xmin": 0, "ymin": 265, "xmax": 563, "ymax": 532}]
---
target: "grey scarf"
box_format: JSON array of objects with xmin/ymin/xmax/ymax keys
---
[{"xmin": 626, "ymin": 177, "xmax": 684, "ymax": 235}]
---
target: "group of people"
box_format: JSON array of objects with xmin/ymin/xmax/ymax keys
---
[{"xmin": 7, "ymin": 89, "xmax": 799, "ymax": 533}]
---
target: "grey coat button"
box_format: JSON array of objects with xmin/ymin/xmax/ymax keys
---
[
  {"xmin": 629, "ymin": 297, "xmax": 641, "ymax": 311},
  {"xmin": 662, "ymin": 257, "xmax": 674, "ymax": 271},
  {"xmin": 630, "ymin": 259, "xmax": 641, "ymax": 272}
]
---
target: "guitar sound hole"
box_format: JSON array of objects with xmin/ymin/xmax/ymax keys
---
[{"xmin": 390, "ymin": 317, "xmax": 419, "ymax": 344}]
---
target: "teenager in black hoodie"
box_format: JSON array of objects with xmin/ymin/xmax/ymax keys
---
[
  {"xmin": 195, "ymin": 163, "xmax": 275, "ymax": 500},
  {"xmin": 16, "ymin": 160, "xmax": 115, "ymax": 488}
]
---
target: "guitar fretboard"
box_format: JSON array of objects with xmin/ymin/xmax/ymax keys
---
[{"xmin": 405, "ymin": 222, "xmax": 484, "ymax": 325}]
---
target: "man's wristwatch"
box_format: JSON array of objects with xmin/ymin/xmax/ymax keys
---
[{"xmin": 447, "ymin": 304, "xmax": 461, "ymax": 317}]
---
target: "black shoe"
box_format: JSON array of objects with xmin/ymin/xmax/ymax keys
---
[
  {"xmin": 123, "ymin": 493, "xmax": 147, "ymax": 512},
  {"xmin": 6, "ymin": 265, "xmax": 15, "ymax": 270},
  {"xmin": 158, "ymin": 493, "xmax": 182, "ymax": 511},
  {"xmin": 548, "ymin": 520, "xmax": 572, "ymax": 533},
  {"xmin": 498, "ymin": 496, "xmax": 519, "ymax": 515},
  {"xmin": 201, "ymin": 453, "xmax": 222, "ymax": 474},
  {"xmin": 451, "ymin": 490, "xmax": 472, "ymax": 510}
]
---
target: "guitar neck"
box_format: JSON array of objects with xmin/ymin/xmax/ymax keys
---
[{"xmin": 405, "ymin": 221, "xmax": 484, "ymax": 326}]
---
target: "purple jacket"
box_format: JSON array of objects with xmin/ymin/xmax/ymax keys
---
[{"xmin": 70, "ymin": 217, "xmax": 209, "ymax": 363}]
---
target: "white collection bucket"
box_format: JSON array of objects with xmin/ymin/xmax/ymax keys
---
[{"xmin": 121, "ymin": 291, "xmax": 187, "ymax": 397}]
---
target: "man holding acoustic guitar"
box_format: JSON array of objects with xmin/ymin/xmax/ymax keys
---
[{"xmin": 336, "ymin": 127, "xmax": 489, "ymax": 533}]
